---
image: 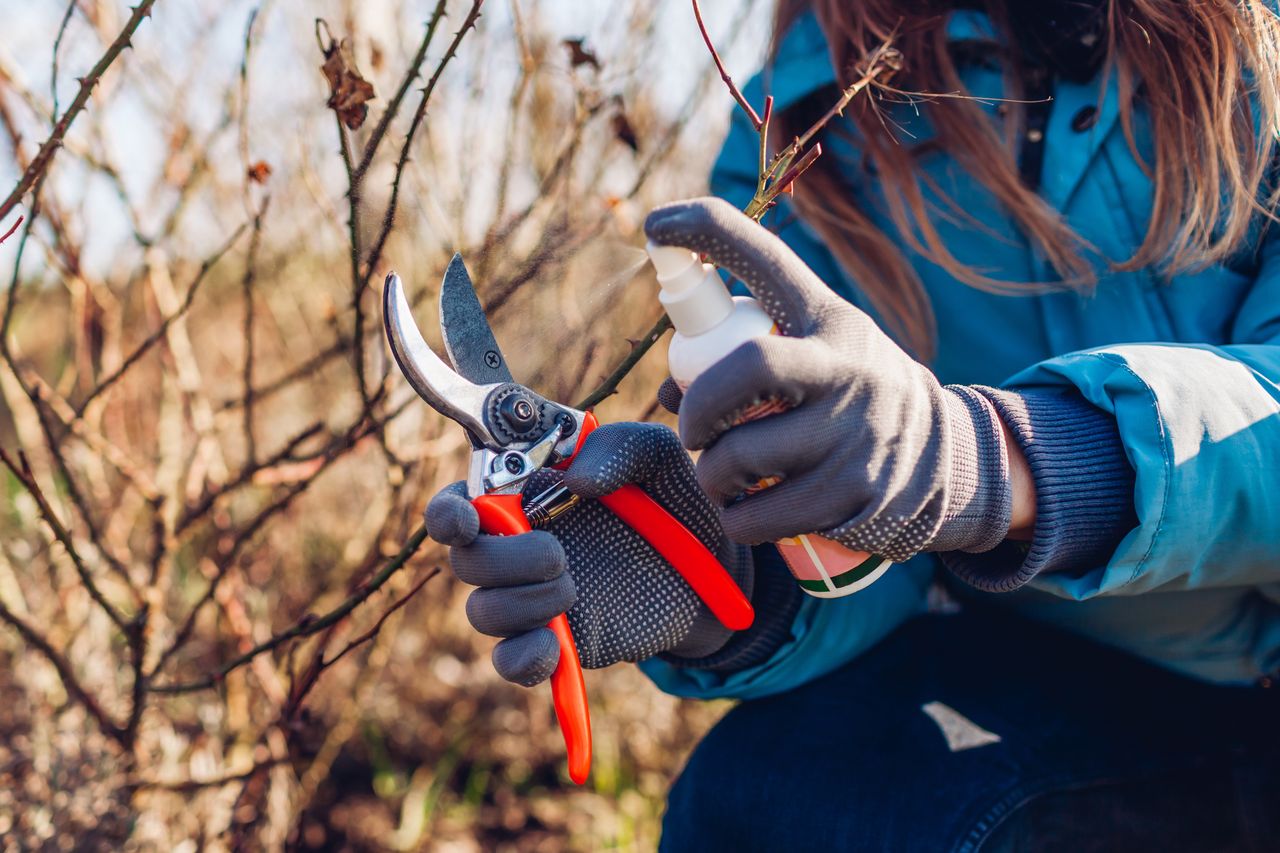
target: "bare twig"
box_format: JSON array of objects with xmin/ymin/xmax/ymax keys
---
[
  {"xmin": 75, "ymin": 221, "xmax": 249, "ymax": 415},
  {"xmin": 240, "ymin": 203, "xmax": 268, "ymax": 465},
  {"xmin": 0, "ymin": 597, "xmax": 125, "ymax": 742},
  {"xmin": 0, "ymin": 448, "xmax": 131, "ymax": 631},
  {"xmin": 690, "ymin": 0, "xmax": 761, "ymax": 130},
  {"xmin": 128, "ymin": 757, "xmax": 288, "ymax": 792},
  {"xmin": 50, "ymin": 0, "xmax": 78, "ymax": 121},
  {"xmin": 0, "ymin": 0, "xmax": 159, "ymax": 222},
  {"xmin": 175, "ymin": 420, "xmax": 325, "ymax": 534},
  {"xmin": 217, "ymin": 336, "xmax": 349, "ymax": 412},
  {"xmin": 0, "ymin": 215, "xmax": 21, "ymax": 244},
  {"xmin": 1, "ymin": 181, "xmax": 44, "ymax": 347},
  {"xmin": 361, "ymin": 0, "xmax": 486, "ymax": 292},
  {"xmin": 153, "ymin": 397, "xmax": 406, "ymax": 675},
  {"xmin": 321, "ymin": 567, "xmax": 437, "ymax": 668},
  {"xmin": 150, "ymin": 529, "xmax": 434, "ymax": 694},
  {"xmin": 576, "ymin": 312, "xmax": 672, "ymax": 410},
  {"xmin": 353, "ymin": 0, "xmax": 449, "ymax": 180}
]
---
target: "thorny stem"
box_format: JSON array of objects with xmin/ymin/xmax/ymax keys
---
[
  {"xmin": 576, "ymin": 313, "xmax": 672, "ymax": 410},
  {"xmin": 361, "ymin": 0, "xmax": 486, "ymax": 293},
  {"xmin": 337, "ymin": 110, "xmax": 365, "ymax": 397},
  {"xmin": 0, "ymin": 0, "xmax": 160, "ymax": 222},
  {"xmin": 328, "ymin": 1, "xmax": 483, "ymax": 402},
  {"xmin": 353, "ymin": 0, "xmax": 449, "ymax": 180}
]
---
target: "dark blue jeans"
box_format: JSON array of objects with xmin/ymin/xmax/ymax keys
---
[{"xmin": 661, "ymin": 610, "xmax": 1280, "ymax": 852}]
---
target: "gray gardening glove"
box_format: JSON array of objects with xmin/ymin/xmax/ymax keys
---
[
  {"xmin": 644, "ymin": 197, "xmax": 1013, "ymax": 562},
  {"xmin": 426, "ymin": 422, "xmax": 753, "ymax": 687}
]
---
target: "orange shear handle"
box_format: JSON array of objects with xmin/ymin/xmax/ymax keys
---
[
  {"xmin": 597, "ymin": 485, "xmax": 754, "ymax": 631},
  {"xmin": 472, "ymin": 493, "xmax": 592, "ymax": 786}
]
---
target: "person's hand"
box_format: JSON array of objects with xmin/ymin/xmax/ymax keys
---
[
  {"xmin": 426, "ymin": 422, "xmax": 753, "ymax": 686},
  {"xmin": 645, "ymin": 197, "xmax": 1019, "ymax": 561}
]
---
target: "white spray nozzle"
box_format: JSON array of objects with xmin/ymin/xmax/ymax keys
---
[
  {"xmin": 646, "ymin": 240, "xmax": 734, "ymax": 336},
  {"xmin": 646, "ymin": 242, "xmax": 703, "ymax": 294}
]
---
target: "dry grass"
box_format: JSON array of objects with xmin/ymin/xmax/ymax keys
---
[{"xmin": 0, "ymin": 0, "xmax": 768, "ymax": 848}]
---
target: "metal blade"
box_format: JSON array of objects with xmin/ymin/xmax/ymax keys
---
[
  {"xmin": 438, "ymin": 253, "xmax": 516, "ymax": 385},
  {"xmin": 383, "ymin": 272, "xmax": 495, "ymax": 444}
]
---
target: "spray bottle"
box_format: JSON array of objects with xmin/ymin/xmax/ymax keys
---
[{"xmin": 647, "ymin": 242, "xmax": 890, "ymax": 598}]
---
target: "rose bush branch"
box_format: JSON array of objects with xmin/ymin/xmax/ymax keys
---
[
  {"xmin": 576, "ymin": 1, "xmax": 899, "ymax": 409},
  {"xmin": 0, "ymin": 0, "xmax": 159, "ymax": 222}
]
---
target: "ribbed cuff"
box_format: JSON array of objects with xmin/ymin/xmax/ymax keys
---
[
  {"xmin": 932, "ymin": 386, "xmax": 1013, "ymax": 553},
  {"xmin": 661, "ymin": 545, "xmax": 803, "ymax": 673},
  {"xmin": 940, "ymin": 386, "xmax": 1137, "ymax": 592}
]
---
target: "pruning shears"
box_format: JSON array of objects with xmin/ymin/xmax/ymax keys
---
[{"xmin": 382, "ymin": 255, "xmax": 754, "ymax": 785}]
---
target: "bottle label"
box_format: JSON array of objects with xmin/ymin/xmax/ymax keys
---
[
  {"xmin": 739, "ymin": 456, "xmax": 890, "ymax": 599},
  {"xmin": 775, "ymin": 537, "xmax": 890, "ymax": 598}
]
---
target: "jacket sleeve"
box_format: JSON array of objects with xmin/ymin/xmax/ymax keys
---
[{"xmin": 1002, "ymin": 242, "xmax": 1280, "ymax": 600}]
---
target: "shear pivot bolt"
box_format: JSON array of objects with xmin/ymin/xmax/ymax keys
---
[
  {"xmin": 499, "ymin": 393, "xmax": 539, "ymax": 432},
  {"xmin": 503, "ymin": 454, "xmax": 524, "ymax": 474}
]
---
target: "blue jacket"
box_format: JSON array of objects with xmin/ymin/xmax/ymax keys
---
[{"xmin": 643, "ymin": 10, "xmax": 1280, "ymax": 698}]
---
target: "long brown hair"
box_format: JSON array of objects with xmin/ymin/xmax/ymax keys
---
[{"xmin": 773, "ymin": 0, "xmax": 1280, "ymax": 358}]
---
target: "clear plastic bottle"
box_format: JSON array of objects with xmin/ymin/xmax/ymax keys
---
[{"xmin": 647, "ymin": 242, "xmax": 890, "ymax": 598}]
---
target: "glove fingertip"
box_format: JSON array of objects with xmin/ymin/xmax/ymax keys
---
[
  {"xmin": 563, "ymin": 422, "xmax": 683, "ymax": 497},
  {"xmin": 493, "ymin": 628, "xmax": 561, "ymax": 687},
  {"xmin": 657, "ymin": 377, "xmax": 683, "ymax": 415},
  {"xmin": 425, "ymin": 483, "xmax": 479, "ymax": 546},
  {"xmin": 643, "ymin": 196, "xmax": 732, "ymax": 245}
]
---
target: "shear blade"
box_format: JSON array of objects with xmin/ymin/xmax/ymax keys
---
[
  {"xmin": 383, "ymin": 271, "xmax": 495, "ymax": 444},
  {"xmin": 439, "ymin": 253, "xmax": 516, "ymax": 386}
]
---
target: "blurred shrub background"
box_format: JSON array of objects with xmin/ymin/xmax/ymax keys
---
[{"xmin": 0, "ymin": 0, "xmax": 770, "ymax": 848}]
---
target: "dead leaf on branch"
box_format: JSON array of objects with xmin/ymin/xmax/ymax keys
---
[
  {"xmin": 317, "ymin": 20, "xmax": 376, "ymax": 131},
  {"xmin": 612, "ymin": 110, "xmax": 638, "ymax": 152},
  {"xmin": 246, "ymin": 161, "xmax": 272, "ymax": 184},
  {"xmin": 562, "ymin": 38, "xmax": 600, "ymax": 70}
]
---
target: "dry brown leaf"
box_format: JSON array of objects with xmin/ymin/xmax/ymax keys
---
[
  {"xmin": 562, "ymin": 38, "xmax": 600, "ymax": 70},
  {"xmin": 612, "ymin": 111, "xmax": 638, "ymax": 152},
  {"xmin": 246, "ymin": 161, "xmax": 272, "ymax": 184},
  {"xmin": 319, "ymin": 29, "xmax": 376, "ymax": 130}
]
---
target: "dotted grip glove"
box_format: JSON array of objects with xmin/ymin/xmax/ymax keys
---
[
  {"xmin": 645, "ymin": 197, "xmax": 1014, "ymax": 562},
  {"xmin": 425, "ymin": 422, "xmax": 753, "ymax": 687}
]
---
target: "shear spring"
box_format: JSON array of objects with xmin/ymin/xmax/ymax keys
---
[{"xmin": 524, "ymin": 482, "xmax": 581, "ymax": 527}]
